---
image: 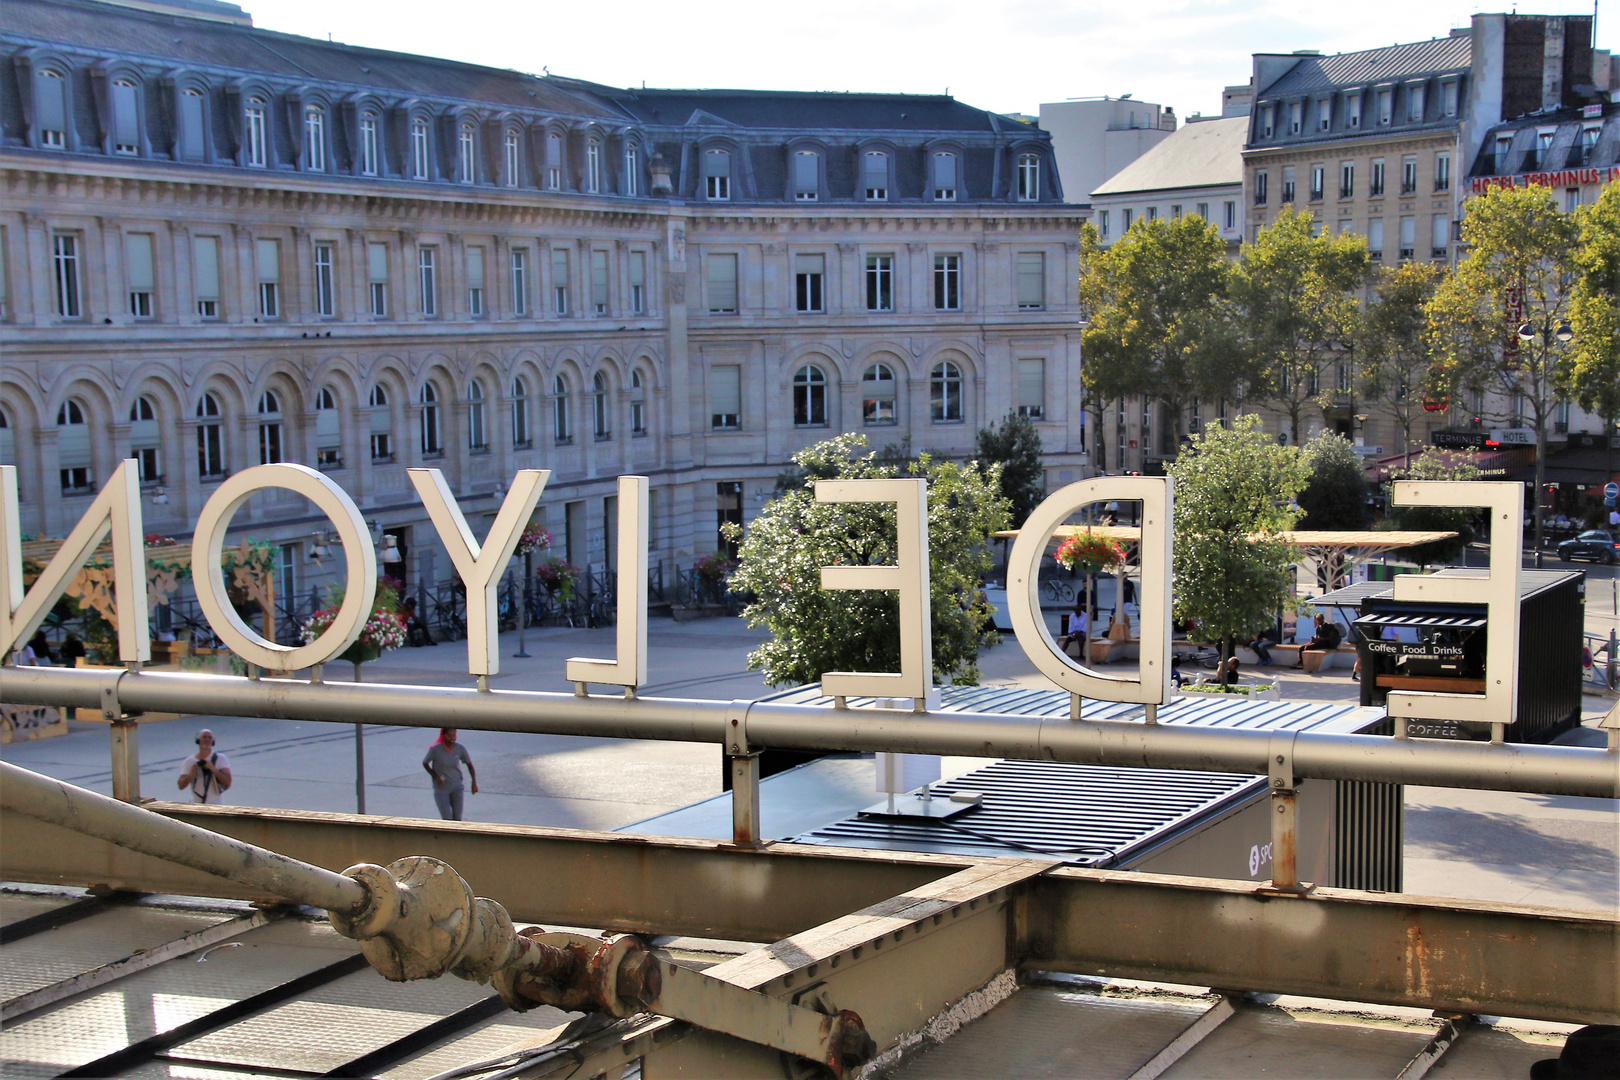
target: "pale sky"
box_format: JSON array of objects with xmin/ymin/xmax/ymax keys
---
[{"xmin": 248, "ymin": 1, "xmax": 1617, "ymax": 122}]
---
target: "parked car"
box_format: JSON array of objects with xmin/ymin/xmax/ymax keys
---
[{"xmin": 1557, "ymin": 530, "xmax": 1619, "ymax": 564}]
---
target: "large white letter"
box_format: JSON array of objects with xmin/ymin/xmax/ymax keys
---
[
  {"xmin": 1007, "ymin": 477, "xmax": 1173, "ymax": 706},
  {"xmin": 1386, "ymin": 480, "xmax": 1522, "ymax": 728},
  {"xmin": 567, "ymin": 476, "xmax": 649, "ymax": 689},
  {"xmin": 193, "ymin": 464, "xmax": 375, "ymax": 672},
  {"xmin": 815, "ymin": 478, "xmax": 932, "ymax": 701},
  {"xmin": 411, "ymin": 468, "xmax": 549, "ymax": 676},
  {"xmin": 1, "ymin": 461, "xmax": 149, "ymax": 663}
]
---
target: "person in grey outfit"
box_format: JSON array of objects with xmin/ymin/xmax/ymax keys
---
[{"xmin": 422, "ymin": 727, "xmax": 478, "ymax": 820}]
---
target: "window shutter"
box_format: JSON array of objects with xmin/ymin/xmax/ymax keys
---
[
  {"xmin": 124, "ymin": 233, "xmax": 154, "ymax": 291},
  {"xmin": 179, "ymin": 90, "xmax": 205, "ymax": 160},
  {"xmin": 793, "ymin": 151, "xmax": 817, "ymax": 190},
  {"xmin": 368, "ymin": 242, "xmax": 388, "ymax": 283},
  {"xmin": 711, "ymin": 365, "xmax": 740, "ymax": 415},
  {"xmin": 58, "ymin": 417, "xmax": 91, "ymax": 468},
  {"xmin": 864, "ymin": 151, "xmax": 886, "ymax": 188},
  {"xmin": 1399, "ymin": 216, "xmax": 1415, "ymax": 247},
  {"xmin": 794, "ymin": 253, "xmax": 824, "ymax": 276},
  {"xmin": 316, "ymin": 402, "xmax": 340, "ymax": 448},
  {"xmin": 703, "ymin": 149, "xmax": 729, "ymax": 177},
  {"xmin": 370, "ymin": 402, "xmax": 391, "ymax": 435},
  {"xmin": 193, "ymin": 236, "xmax": 220, "ymax": 299},
  {"xmin": 255, "ymin": 239, "xmax": 279, "ymax": 282},
  {"xmin": 935, "ymin": 152, "xmax": 956, "ymax": 188},
  {"xmin": 707, "ymin": 253, "xmax": 738, "ymax": 312},
  {"xmin": 1018, "ymin": 359, "xmax": 1044, "ymax": 411},
  {"xmin": 1367, "ymin": 219, "xmax": 1384, "ymax": 251},
  {"xmin": 1016, "ymin": 252, "xmax": 1044, "ymax": 307},
  {"xmin": 466, "ymin": 246, "xmax": 485, "ymax": 289},
  {"xmin": 112, "ymin": 81, "xmax": 139, "ymax": 145},
  {"xmin": 35, "ymin": 71, "xmax": 65, "ymax": 131},
  {"xmin": 551, "ymin": 247, "xmax": 569, "ymax": 284},
  {"xmin": 1431, "ymin": 215, "xmax": 1449, "ymax": 249},
  {"xmin": 546, "ymin": 134, "xmax": 561, "ymax": 166},
  {"xmin": 591, "ymin": 250, "xmax": 609, "ymax": 295}
]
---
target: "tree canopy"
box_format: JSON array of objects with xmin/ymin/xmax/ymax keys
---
[
  {"xmin": 727, "ymin": 433, "xmax": 1011, "ymax": 688},
  {"xmin": 1297, "ymin": 431, "xmax": 1370, "ymax": 531},
  {"xmin": 1357, "ymin": 261, "xmax": 1444, "ymax": 462},
  {"xmin": 1078, "ymin": 214, "xmax": 1244, "ymax": 445},
  {"xmin": 1232, "ymin": 208, "xmax": 1370, "ymax": 446},
  {"xmin": 1425, "ymin": 183, "xmax": 1581, "ymax": 555},
  {"xmin": 1569, "ymin": 182, "xmax": 1620, "ymax": 460},
  {"xmin": 976, "ymin": 411, "xmax": 1045, "ymax": 525},
  {"xmin": 1165, "ymin": 416, "xmax": 1307, "ymax": 661},
  {"xmin": 1379, "ymin": 448, "xmax": 1481, "ymax": 567}
]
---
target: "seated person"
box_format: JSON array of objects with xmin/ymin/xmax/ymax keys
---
[
  {"xmin": 1217, "ymin": 655, "xmax": 1241, "ymax": 686},
  {"xmin": 1056, "ymin": 608, "xmax": 1088, "ymax": 658},
  {"xmin": 1247, "ymin": 625, "xmax": 1278, "ymax": 666},
  {"xmin": 402, "ymin": 598, "xmax": 437, "ymax": 648},
  {"xmin": 1170, "ymin": 656, "xmax": 1186, "ymax": 688},
  {"xmin": 1292, "ymin": 615, "xmax": 1342, "ymax": 667}
]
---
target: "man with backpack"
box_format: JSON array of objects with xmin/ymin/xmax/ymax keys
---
[{"xmin": 178, "ymin": 729, "xmax": 233, "ymax": 803}]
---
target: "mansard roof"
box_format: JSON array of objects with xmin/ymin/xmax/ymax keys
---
[
  {"xmin": 566, "ymin": 84, "xmax": 1008, "ymax": 135},
  {"xmin": 1259, "ymin": 36, "xmax": 1471, "ymax": 100}
]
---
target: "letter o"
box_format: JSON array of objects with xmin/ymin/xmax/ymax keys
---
[{"xmin": 192, "ymin": 464, "xmax": 377, "ymax": 672}]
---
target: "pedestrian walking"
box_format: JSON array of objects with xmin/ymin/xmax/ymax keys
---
[
  {"xmin": 177, "ymin": 729, "xmax": 232, "ymax": 803},
  {"xmin": 422, "ymin": 727, "xmax": 478, "ymax": 821}
]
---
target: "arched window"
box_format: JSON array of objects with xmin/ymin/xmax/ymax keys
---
[
  {"xmin": 930, "ymin": 361, "xmax": 963, "ymax": 422},
  {"xmin": 57, "ymin": 398, "xmax": 91, "ymax": 492},
  {"xmin": 703, "ymin": 148, "xmax": 731, "ymax": 200},
  {"xmin": 592, "ymin": 372, "xmax": 611, "ymax": 439},
  {"xmin": 862, "ymin": 363, "xmax": 897, "ymax": 425},
  {"xmin": 420, "ymin": 383, "xmax": 441, "ymax": 455},
  {"xmin": 244, "ymin": 95, "xmax": 267, "ymax": 167},
  {"xmin": 467, "ymin": 380, "xmax": 487, "ymax": 451},
  {"xmin": 545, "ymin": 133, "xmax": 563, "ymax": 190},
  {"xmin": 932, "ymin": 152, "xmax": 957, "ymax": 201},
  {"xmin": 257, "ymin": 389, "xmax": 283, "ymax": 464},
  {"xmin": 1016, "ymin": 153, "xmax": 1040, "ymax": 201},
  {"xmin": 623, "ymin": 144, "xmax": 638, "ymax": 197},
  {"xmin": 630, "ymin": 369, "xmax": 646, "ymax": 435},
  {"xmin": 410, "ymin": 117, "xmax": 431, "ymax": 180},
  {"xmin": 359, "ymin": 110, "xmax": 380, "ymax": 176},
  {"xmin": 316, "ymin": 386, "xmax": 342, "ymax": 468},
  {"xmin": 503, "ymin": 130, "xmax": 521, "ymax": 187},
  {"xmin": 129, "ymin": 395, "xmax": 161, "ymax": 482},
  {"xmin": 552, "ymin": 374, "xmax": 571, "ymax": 443},
  {"xmin": 862, "ymin": 150, "xmax": 889, "ymax": 201},
  {"xmin": 458, "ymin": 123, "xmax": 477, "ymax": 183},
  {"xmin": 793, "ymin": 365, "xmax": 828, "ymax": 427},
  {"xmin": 35, "ymin": 68, "xmax": 68, "ymax": 149},
  {"xmin": 511, "ymin": 376, "xmax": 531, "ymax": 446},
  {"xmin": 585, "ymin": 139, "xmax": 602, "ymax": 193},
  {"xmin": 111, "ymin": 78, "xmax": 140, "ymax": 155},
  {"xmin": 196, "ymin": 392, "xmax": 225, "ymax": 478},
  {"xmin": 304, "ymin": 105, "xmax": 326, "ymax": 171},
  {"xmin": 369, "ymin": 384, "xmax": 392, "ymax": 460},
  {"xmin": 792, "ymin": 149, "xmax": 819, "ymax": 201}
]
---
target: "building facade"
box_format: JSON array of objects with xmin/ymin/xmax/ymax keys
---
[{"xmin": 0, "ymin": 0, "xmax": 1088, "ymax": 613}]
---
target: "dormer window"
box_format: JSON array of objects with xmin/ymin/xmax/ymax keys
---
[
  {"xmin": 304, "ymin": 105, "xmax": 326, "ymax": 172},
  {"xmin": 1441, "ymin": 81, "xmax": 1459, "ymax": 118},
  {"xmin": 503, "ymin": 131, "xmax": 520, "ymax": 187},
  {"xmin": 704, "ymin": 148, "xmax": 731, "ymax": 200},
  {"xmin": 932, "ymin": 151, "xmax": 957, "ymax": 201},
  {"xmin": 863, "ymin": 150, "xmax": 889, "ymax": 201},
  {"xmin": 1406, "ymin": 83, "xmax": 1425, "ymax": 123},
  {"xmin": 35, "ymin": 68, "xmax": 67, "ymax": 148},
  {"xmin": 1344, "ymin": 93, "xmax": 1361, "ymax": 129},
  {"xmin": 1377, "ymin": 89, "xmax": 1392, "ymax": 125},
  {"xmin": 792, "ymin": 149, "xmax": 819, "ymax": 201},
  {"xmin": 245, "ymin": 96, "xmax": 267, "ymax": 167},
  {"xmin": 410, "ymin": 117, "xmax": 430, "ymax": 179},
  {"xmin": 458, "ymin": 124, "xmax": 476, "ymax": 183},
  {"xmin": 1260, "ymin": 104, "xmax": 1275, "ymax": 138},
  {"xmin": 585, "ymin": 140, "xmax": 601, "ymax": 193},
  {"xmin": 546, "ymin": 133, "xmax": 562, "ymax": 190},
  {"xmin": 177, "ymin": 87, "xmax": 206, "ymax": 161},
  {"xmin": 623, "ymin": 145, "xmax": 638, "ymax": 196},
  {"xmin": 1288, "ymin": 101, "xmax": 1302, "ymax": 135},
  {"xmin": 1016, "ymin": 153, "xmax": 1040, "ymax": 201},
  {"xmin": 112, "ymin": 79, "xmax": 140, "ymax": 154},
  {"xmin": 360, "ymin": 111, "xmax": 380, "ymax": 175},
  {"xmin": 1317, "ymin": 99, "xmax": 1331, "ymax": 131}
]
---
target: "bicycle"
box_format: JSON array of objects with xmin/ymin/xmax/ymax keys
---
[{"xmin": 1041, "ymin": 578, "xmax": 1077, "ymax": 606}]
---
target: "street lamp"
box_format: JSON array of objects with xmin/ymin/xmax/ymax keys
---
[{"xmin": 1518, "ymin": 319, "xmax": 1573, "ymax": 344}]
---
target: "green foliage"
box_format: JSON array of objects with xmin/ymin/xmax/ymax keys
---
[
  {"xmin": 1380, "ymin": 449, "xmax": 1480, "ymax": 566},
  {"xmin": 1165, "ymin": 416, "xmax": 1307, "ymax": 657},
  {"xmin": 1232, "ymin": 208, "xmax": 1370, "ymax": 442},
  {"xmin": 1078, "ymin": 215, "xmax": 1243, "ymax": 442},
  {"xmin": 975, "ymin": 412, "xmax": 1045, "ymax": 524},
  {"xmin": 726, "ymin": 433, "xmax": 1011, "ymax": 688},
  {"xmin": 1357, "ymin": 261, "xmax": 1444, "ymax": 456},
  {"xmin": 1297, "ymin": 432, "xmax": 1370, "ymax": 530},
  {"xmin": 1569, "ymin": 182, "xmax": 1620, "ymax": 430}
]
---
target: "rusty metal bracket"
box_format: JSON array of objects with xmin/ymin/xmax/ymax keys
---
[
  {"xmin": 1267, "ymin": 730, "xmax": 1308, "ymax": 893},
  {"xmin": 725, "ymin": 700, "xmax": 764, "ymax": 848},
  {"xmin": 100, "ymin": 666, "xmax": 131, "ymax": 722}
]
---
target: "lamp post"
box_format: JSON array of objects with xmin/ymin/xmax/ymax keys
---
[{"xmin": 1516, "ymin": 318, "xmax": 1574, "ymax": 569}]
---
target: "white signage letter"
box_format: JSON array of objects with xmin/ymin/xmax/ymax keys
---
[
  {"xmin": 193, "ymin": 464, "xmax": 375, "ymax": 671},
  {"xmin": 411, "ymin": 468, "xmax": 549, "ymax": 676},
  {"xmin": 815, "ymin": 478, "xmax": 932, "ymax": 700},
  {"xmin": 1, "ymin": 461, "xmax": 149, "ymax": 663},
  {"xmin": 1007, "ymin": 477, "xmax": 1173, "ymax": 706},
  {"xmin": 1387, "ymin": 480, "xmax": 1522, "ymax": 728},
  {"xmin": 567, "ymin": 476, "xmax": 650, "ymax": 689}
]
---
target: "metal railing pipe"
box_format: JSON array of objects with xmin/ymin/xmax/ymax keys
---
[
  {"xmin": 2, "ymin": 666, "xmax": 1615, "ymax": 798},
  {"xmin": 0, "ymin": 759, "xmax": 367, "ymax": 914}
]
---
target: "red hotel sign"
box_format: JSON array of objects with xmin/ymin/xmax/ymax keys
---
[{"xmin": 1470, "ymin": 167, "xmax": 1620, "ymax": 194}]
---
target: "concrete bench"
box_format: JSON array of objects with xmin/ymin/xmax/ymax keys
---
[{"xmin": 1088, "ymin": 637, "xmax": 1140, "ymax": 665}]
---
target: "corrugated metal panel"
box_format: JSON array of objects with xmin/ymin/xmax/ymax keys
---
[{"xmin": 1264, "ymin": 36, "xmax": 1471, "ymax": 98}]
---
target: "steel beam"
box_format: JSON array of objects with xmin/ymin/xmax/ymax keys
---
[
  {"xmin": 1025, "ymin": 867, "xmax": 1620, "ymax": 1026},
  {"xmin": 4, "ymin": 665, "xmax": 1617, "ymax": 797}
]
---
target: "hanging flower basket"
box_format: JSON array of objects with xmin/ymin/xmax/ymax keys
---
[
  {"xmin": 515, "ymin": 524, "xmax": 552, "ymax": 557},
  {"xmin": 535, "ymin": 557, "xmax": 580, "ymax": 600},
  {"xmin": 1053, "ymin": 531, "xmax": 1125, "ymax": 575},
  {"xmin": 300, "ymin": 577, "xmax": 407, "ymax": 667}
]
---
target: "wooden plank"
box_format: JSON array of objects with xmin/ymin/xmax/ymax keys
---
[{"xmin": 1376, "ymin": 675, "xmax": 1487, "ymax": 693}]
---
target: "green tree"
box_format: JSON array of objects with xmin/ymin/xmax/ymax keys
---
[
  {"xmin": 1357, "ymin": 261, "xmax": 1444, "ymax": 466},
  {"xmin": 976, "ymin": 411, "xmax": 1045, "ymax": 524},
  {"xmin": 1233, "ymin": 208, "xmax": 1370, "ymax": 446},
  {"xmin": 1425, "ymin": 183, "xmax": 1580, "ymax": 560},
  {"xmin": 727, "ymin": 433, "xmax": 1011, "ymax": 688},
  {"xmin": 1165, "ymin": 416, "xmax": 1307, "ymax": 666},
  {"xmin": 1380, "ymin": 448, "xmax": 1481, "ymax": 567},
  {"xmin": 1298, "ymin": 431, "xmax": 1370, "ymax": 531},
  {"xmin": 1078, "ymin": 215, "xmax": 1242, "ymax": 449},
  {"xmin": 1569, "ymin": 181, "xmax": 1620, "ymax": 502}
]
